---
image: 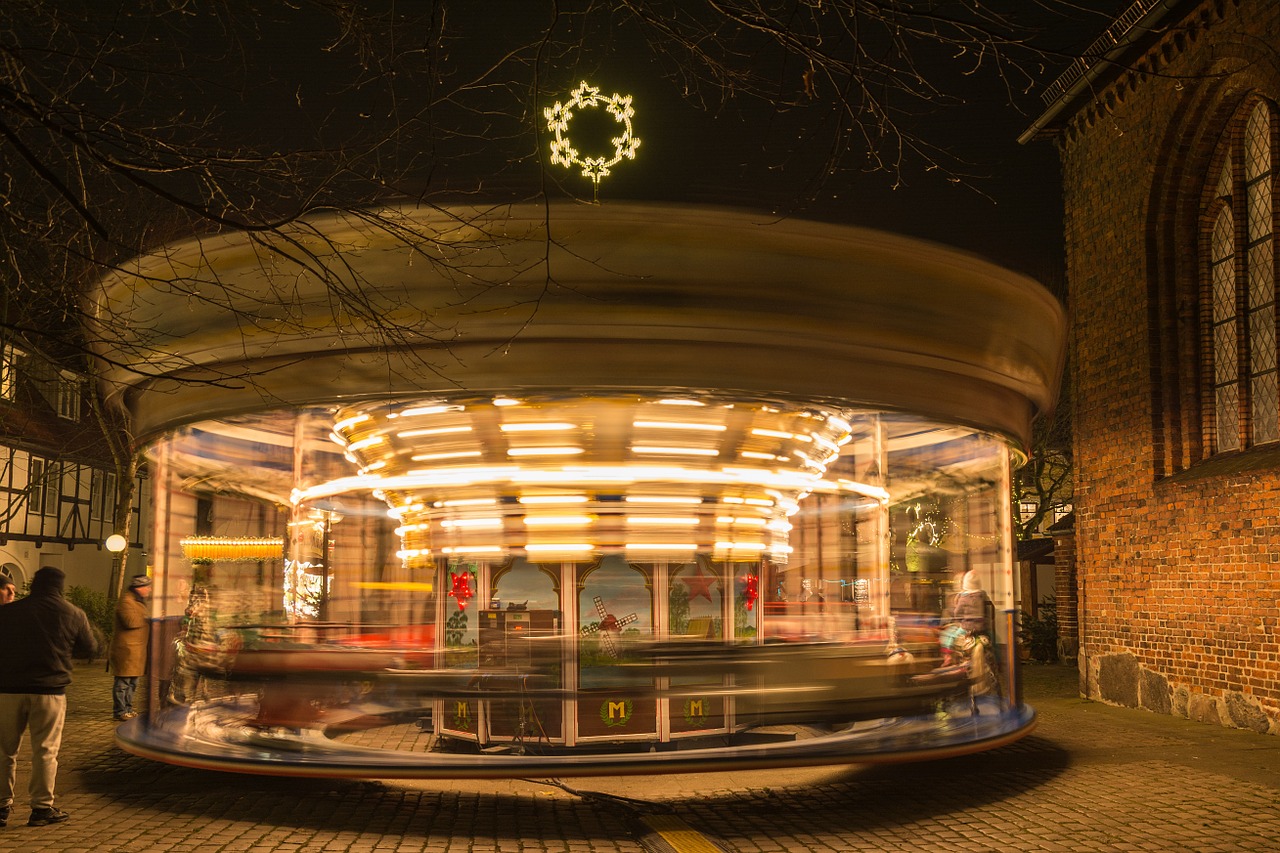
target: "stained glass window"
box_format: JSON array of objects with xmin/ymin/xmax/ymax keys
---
[{"xmin": 1207, "ymin": 100, "xmax": 1278, "ymax": 453}]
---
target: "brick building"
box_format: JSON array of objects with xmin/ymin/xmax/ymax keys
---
[{"xmin": 1023, "ymin": 0, "xmax": 1279, "ymax": 734}]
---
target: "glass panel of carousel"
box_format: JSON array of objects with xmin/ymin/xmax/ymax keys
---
[
  {"xmin": 476, "ymin": 558, "xmax": 564, "ymax": 745},
  {"xmin": 882, "ymin": 419, "xmax": 1015, "ymax": 717},
  {"xmin": 435, "ymin": 559, "xmax": 479, "ymax": 739},
  {"xmin": 150, "ymin": 408, "xmax": 439, "ymax": 737},
  {"xmin": 276, "ymin": 407, "xmax": 426, "ymax": 734},
  {"xmin": 148, "ymin": 414, "xmax": 297, "ymax": 725},
  {"xmin": 576, "ymin": 556, "xmax": 655, "ymax": 741},
  {"xmin": 664, "ymin": 559, "xmax": 729, "ymax": 737}
]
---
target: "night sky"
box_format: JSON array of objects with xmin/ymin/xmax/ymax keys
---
[
  {"xmin": 197, "ymin": 2, "xmax": 1123, "ymax": 292},
  {"xmin": 440, "ymin": 1, "xmax": 1125, "ymax": 291},
  {"xmin": 5, "ymin": 2, "xmax": 1125, "ymax": 299}
]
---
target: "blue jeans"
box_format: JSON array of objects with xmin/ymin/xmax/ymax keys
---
[{"xmin": 112, "ymin": 676, "xmax": 138, "ymax": 718}]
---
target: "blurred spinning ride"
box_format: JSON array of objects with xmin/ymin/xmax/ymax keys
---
[{"xmin": 89, "ymin": 203, "xmax": 1065, "ymax": 777}]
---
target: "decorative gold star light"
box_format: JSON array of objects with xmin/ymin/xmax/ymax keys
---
[{"xmin": 545, "ymin": 82, "xmax": 640, "ymax": 191}]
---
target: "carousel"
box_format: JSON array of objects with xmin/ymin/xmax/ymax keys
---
[{"xmin": 91, "ymin": 202, "xmax": 1065, "ymax": 777}]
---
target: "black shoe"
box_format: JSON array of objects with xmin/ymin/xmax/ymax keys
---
[
  {"xmin": 27, "ymin": 807, "xmax": 69, "ymax": 826},
  {"xmin": 0, "ymin": 804, "xmax": 9, "ymax": 826}
]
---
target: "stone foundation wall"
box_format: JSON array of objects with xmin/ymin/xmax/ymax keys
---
[{"xmin": 1087, "ymin": 652, "xmax": 1276, "ymax": 734}]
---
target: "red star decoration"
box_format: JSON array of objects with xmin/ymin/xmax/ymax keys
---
[
  {"xmin": 448, "ymin": 572, "xmax": 474, "ymax": 611},
  {"xmin": 742, "ymin": 574, "xmax": 759, "ymax": 611},
  {"xmin": 682, "ymin": 567, "xmax": 715, "ymax": 602}
]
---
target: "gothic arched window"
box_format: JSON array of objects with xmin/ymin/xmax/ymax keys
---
[{"xmin": 1206, "ymin": 99, "xmax": 1278, "ymax": 454}]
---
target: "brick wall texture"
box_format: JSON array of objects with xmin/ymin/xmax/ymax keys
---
[{"xmin": 1059, "ymin": 0, "xmax": 1279, "ymax": 734}]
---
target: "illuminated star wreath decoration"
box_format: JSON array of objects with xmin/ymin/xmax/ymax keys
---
[{"xmin": 544, "ymin": 81, "xmax": 641, "ymax": 190}]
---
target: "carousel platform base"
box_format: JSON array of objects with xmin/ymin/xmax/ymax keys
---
[{"xmin": 116, "ymin": 695, "xmax": 1036, "ymax": 779}]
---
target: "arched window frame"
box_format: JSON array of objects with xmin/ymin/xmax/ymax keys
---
[{"xmin": 1203, "ymin": 97, "xmax": 1280, "ymax": 456}]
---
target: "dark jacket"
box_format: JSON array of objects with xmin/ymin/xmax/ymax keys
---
[{"xmin": 0, "ymin": 569, "xmax": 97, "ymax": 694}]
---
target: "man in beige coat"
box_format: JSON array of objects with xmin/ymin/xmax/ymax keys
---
[{"xmin": 109, "ymin": 575, "xmax": 151, "ymax": 721}]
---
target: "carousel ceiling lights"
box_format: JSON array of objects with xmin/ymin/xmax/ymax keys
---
[{"xmin": 309, "ymin": 394, "xmax": 882, "ymax": 564}]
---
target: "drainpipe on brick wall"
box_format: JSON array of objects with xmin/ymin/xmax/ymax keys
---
[
  {"xmin": 1080, "ymin": 577, "xmax": 1088, "ymax": 698},
  {"xmin": 1051, "ymin": 519, "xmax": 1082, "ymax": 696}
]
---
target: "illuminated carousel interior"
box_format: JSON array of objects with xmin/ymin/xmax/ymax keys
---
[{"xmin": 128, "ymin": 391, "xmax": 1027, "ymax": 776}]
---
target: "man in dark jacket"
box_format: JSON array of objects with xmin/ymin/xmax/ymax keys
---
[{"xmin": 0, "ymin": 566, "xmax": 97, "ymax": 828}]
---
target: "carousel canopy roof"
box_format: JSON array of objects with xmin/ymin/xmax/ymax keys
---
[{"xmin": 88, "ymin": 203, "xmax": 1065, "ymax": 450}]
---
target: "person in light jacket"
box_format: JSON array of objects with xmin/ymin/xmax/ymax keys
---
[
  {"xmin": 946, "ymin": 569, "xmax": 999, "ymax": 704},
  {"xmin": 109, "ymin": 574, "xmax": 152, "ymax": 722},
  {"xmin": 949, "ymin": 569, "xmax": 992, "ymax": 641}
]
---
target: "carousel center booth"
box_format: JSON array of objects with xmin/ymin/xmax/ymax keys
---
[{"xmin": 93, "ymin": 203, "xmax": 1065, "ymax": 777}]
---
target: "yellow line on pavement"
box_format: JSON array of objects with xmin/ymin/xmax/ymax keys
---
[{"xmin": 640, "ymin": 814, "xmax": 724, "ymax": 853}]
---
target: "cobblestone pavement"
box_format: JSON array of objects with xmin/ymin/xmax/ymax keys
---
[{"xmin": 1, "ymin": 662, "xmax": 1277, "ymax": 852}]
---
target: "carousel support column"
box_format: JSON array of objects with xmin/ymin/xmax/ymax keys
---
[
  {"xmin": 997, "ymin": 451, "xmax": 1019, "ymax": 708},
  {"xmin": 284, "ymin": 506, "xmax": 309, "ymax": 620},
  {"xmin": 872, "ymin": 415, "xmax": 891, "ymax": 630},
  {"xmin": 848, "ymin": 503, "xmax": 861, "ymax": 632},
  {"xmin": 996, "ymin": 452, "xmax": 1017, "ymax": 616},
  {"xmin": 286, "ymin": 413, "xmax": 310, "ymax": 622},
  {"xmin": 717, "ymin": 557, "xmax": 735, "ymax": 730},
  {"xmin": 1005, "ymin": 608, "xmax": 1021, "ymax": 710},
  {"xmin": 318, "ymin": 511, "xmax": 333, "ymax": 623},
  {"xmin": 654, "ymin": 559, "xmax": 670, "ymax": 743},
  {"xmin": 432, "ymin": 556, "xmax": 448, "ymax": 742},
  {"xmin": 562, "ymin": 559, "xmax": 581, "ymax": 747},
  {"xmin": 147, "ymin": 440, "xmax": 175, "ymax": 717},
  {"xmin": 811, "ymin": 495, "xmax": 823, "ymax": 620}
]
